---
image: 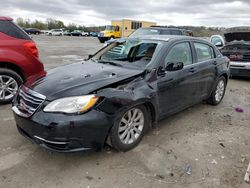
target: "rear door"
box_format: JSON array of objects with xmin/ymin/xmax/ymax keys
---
[
  {"xmin": 192, "ymin": 42, "xmax": 217, "ymax": 99},
  {"xmin": 157, "ymin": 41, "xmax": 201, "ymax": 117}
]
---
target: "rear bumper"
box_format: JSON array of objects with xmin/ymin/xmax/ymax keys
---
[{"xmin": 230, "ymin": 61, "xmax": 250, "ymax": 77}]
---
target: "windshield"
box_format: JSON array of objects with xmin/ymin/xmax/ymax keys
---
[
  {"xmin": 129, "ymin": 28, "xmax": 160, "ymax": 38},
  {"xmin": 105, "ymin": 25, "xmax": 116, "ymax": 31},
  {"xmin": 92, "ymin": 39, "xmax": 160, "ymax": 66}
]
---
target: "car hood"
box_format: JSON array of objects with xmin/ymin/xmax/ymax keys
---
[
  {"xmin": 224, "ymin": 32, "xmax": 250, "ymax": 43},
  {"xmin": 25, "ymin": 61, "xmax": 144, "ymax": 101}
]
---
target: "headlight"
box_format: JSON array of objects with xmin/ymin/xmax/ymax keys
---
[{"xmin": 44, "ymin": 95, "xmax": 99, "ymax": 114}]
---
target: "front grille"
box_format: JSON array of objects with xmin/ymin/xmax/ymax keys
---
[
  {"xmin": 242, "ymin": 54, "xmax": 250, "ymax": 61},
  {"xmin": 16, "ymin": 86, "xmax": 46, "ymax": 117}
]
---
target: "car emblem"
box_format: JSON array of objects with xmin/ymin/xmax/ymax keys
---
[{"xmin": 18, "ymin": 99, "xmax": 27, "ymax": 111}]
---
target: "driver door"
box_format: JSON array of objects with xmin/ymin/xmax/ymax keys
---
[{"xmin": 157, "ymin": 41, "xmax": 201, "ymax": 117}]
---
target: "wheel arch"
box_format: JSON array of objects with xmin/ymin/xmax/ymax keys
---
[
  {"xmin": 219, "ymin": 73, "xmax": 229, "ymax": 84},
  {"xmin": 143, "ymin": 101, "xmax": 157, "ymax": 125},
  {"xmin": 0, "ymin": 62, "xmax": 24, "ymax": 80}
]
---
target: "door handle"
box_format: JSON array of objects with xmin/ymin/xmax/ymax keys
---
[{"xmin": 189, "ymin": 67, "xmax": 197, "ymax": 73}]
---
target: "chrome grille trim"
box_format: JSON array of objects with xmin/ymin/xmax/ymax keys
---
[
  {"xmin": 19, "ymin": 90, "xmax": 43, "ymax": 104},
  {"xmin": 15, "ymin": 86, "xmax": 46, "ymax": 117}
]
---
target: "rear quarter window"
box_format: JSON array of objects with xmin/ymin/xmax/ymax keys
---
[{"xmin": 0, "ymin": 21, "xmax": 31, "ymax": 40}]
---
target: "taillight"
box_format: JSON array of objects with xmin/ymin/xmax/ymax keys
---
[{"xmin": 24, "ymin": 41, "xmax": 39, "ymax": 58}]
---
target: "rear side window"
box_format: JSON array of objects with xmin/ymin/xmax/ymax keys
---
[
  {"xmin": 0, "ymin": 20, "xmax": 31, "ymax": 40},
  {"xmin": 161, "ymin": 30, "xmax": 171, "ymax": 35},
  {"xmin": 171, "ymin": 30, "xmax": 182, "ymax": 35},
  {"xmin": 194, "ymin": 42, "xmax": 213, "ymax": 62}
]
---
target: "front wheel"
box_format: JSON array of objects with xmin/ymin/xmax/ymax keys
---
[
  {"xmin": 110, "ymin": 105, "xmax": 150, "ymax": 151},
  {"xmin": 0, "ymin": 68, "xmax": 23, "ymax": 104},
  {"xmin": 207, "ymin": 76, "xmax": 227, "ymax": 105}
]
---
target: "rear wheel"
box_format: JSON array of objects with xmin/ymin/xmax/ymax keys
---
[
  {"xmin": 0, "ymin": 68, "xmax": 23, "ymax": 104},
  {"xmin": 207, "ymin": 76, "xmax": 226, "ymax": 105},
  {"xmin": 110, "ymin": 105, "xmax": 150, "ymax": 151}
]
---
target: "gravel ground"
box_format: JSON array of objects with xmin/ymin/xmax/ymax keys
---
[{"xmin": 0, "ymin": 35, "xmax": 250, "ymax": 188}]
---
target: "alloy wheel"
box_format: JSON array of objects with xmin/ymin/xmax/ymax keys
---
[
  {"xmin": 118, "ymin": 108, "xmax": 144, "ymax": 145},
  {"xmin": 215, "ymin": 80, "xmax": 225, "ymax": 102},
  {"xmin": 0, "ymin": 75, "xmax": 18, "ymax": 100}
]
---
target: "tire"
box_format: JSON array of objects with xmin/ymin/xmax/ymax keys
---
[
  {"xmin": 110, "ymin": 105, "xmax": 150, "ymax": 151},
  {"xmin": 207, "ymin": 76, "xmax": 227, "ymax": 105},
  {"xmin": 0, "ymin": 68, "xmax": 23, "ymax": 104}
]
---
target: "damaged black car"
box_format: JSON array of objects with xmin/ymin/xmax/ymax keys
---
[{"xmin": 12, "ymin": 35, "xmax": 230, "ymax": 152}]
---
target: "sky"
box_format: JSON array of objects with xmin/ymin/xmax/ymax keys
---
[{"xmin": 1, "ymin": 0, "xmax": 250, "ymax": 27}]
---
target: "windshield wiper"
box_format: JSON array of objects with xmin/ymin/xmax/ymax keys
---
[{"xmin": 98, "ymin": 60, "xmax": 122, "ymax": 67}]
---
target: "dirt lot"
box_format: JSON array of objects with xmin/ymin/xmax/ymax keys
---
[{"xmin": 0, "ymin": 35, "xmax": 250, "ymax": 188}]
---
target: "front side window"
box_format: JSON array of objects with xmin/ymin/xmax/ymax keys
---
[
  {"xmin": 105, "ymin": 26, "xmax": 116, "ymax": 31},
  {"xmin": 194, "ymin": 42, "xmax": 213, "ymax": 62},
  {"xmin": 165, "ymin": 42, "xmax": 192, "ymax": 67}
]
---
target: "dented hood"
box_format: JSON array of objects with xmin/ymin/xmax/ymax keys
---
[{"xmin": 25, "ymin": 61, "xmax": 143, "ymax": 101}]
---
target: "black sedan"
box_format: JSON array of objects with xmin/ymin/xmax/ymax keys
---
[
  {"xmin": 12, "ymin": 35, "xmax": 230, "ymax": 152},
  {"xmin": 24, "ymin": 28, "xmax": 41, "ymax": 35}
]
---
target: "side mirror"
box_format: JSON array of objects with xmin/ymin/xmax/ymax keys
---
[
  {"xmin": 215, "ymin": 41, "xmax": 223, "ymax": 47},
  {"xmin": 165, "ymin": 62, "xmax": 184, "ymax": 72}
]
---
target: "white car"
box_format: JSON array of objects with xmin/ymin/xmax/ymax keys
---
[
  {"xmin": 81, "ymin": 31, "xmax": 89, "ymax": 36},
  {"xmin": 210, "ymin": 35, "xmax": 225, "ymax": 49},
  {"xmin": 47, "ymin": 29, "xmax": 64, "ymax": 36}
]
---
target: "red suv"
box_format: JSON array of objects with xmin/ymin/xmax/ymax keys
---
[{"xmin": 0, "ymin": 17, "xmax": 45, "ymax": 104}]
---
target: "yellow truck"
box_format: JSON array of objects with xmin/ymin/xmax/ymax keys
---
[{"xmin": 98, "ymin": 19, "xmax": 156, "ymax": 43}]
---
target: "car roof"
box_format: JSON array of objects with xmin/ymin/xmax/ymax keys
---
[
  {"xmin": 141, "ymin": 26, "xmax": 191, "ymax": 32},
  {"xmin": 139, "ymin": 27, "xmax": 181, "ymax": 31},
  {"xmin": 129, "ymin": 34, "xmax": 193, "ymax": 42},
  {"xmin": 0, "ymin": 16, "xmax": 13, "ymax": 21}
]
